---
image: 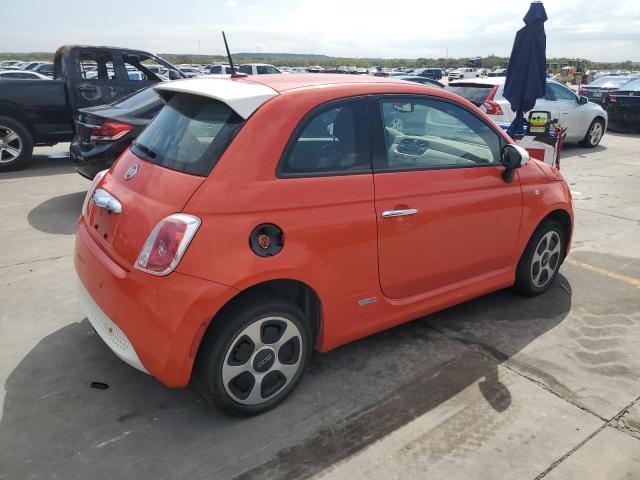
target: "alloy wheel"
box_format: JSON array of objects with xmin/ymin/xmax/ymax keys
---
[
  {"xmin": 530, "ymin": 231, "xmax": 562, "ymax": 288},
  {"xmin": 0, "ymin": 127, "xmax": 22, "ymax": 164},
  {"xmin": 222, "ymin": 316, "xmax": 303, "ymax": 405},
  {"xmin": 589, "ymin": 122, "xmax": 603, "ymax": 146}
]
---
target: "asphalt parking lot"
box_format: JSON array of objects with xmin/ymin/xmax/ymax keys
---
[{"xmin": 1, "ymin": 133, "xmax": 640, "ymax": 479}]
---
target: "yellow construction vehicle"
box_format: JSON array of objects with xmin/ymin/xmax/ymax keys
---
[{"xmin": 557, "ymin": 60, "xmax": 593, "ymax": 85}]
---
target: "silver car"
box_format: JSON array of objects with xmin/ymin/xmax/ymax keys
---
[{"xmin": 448, "ymin": 77, "xmax": 608, "ymax": 147}]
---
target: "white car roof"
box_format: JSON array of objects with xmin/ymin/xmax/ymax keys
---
[{"xmin": 154, "ymin": 78, "xmax": 278, "ymax": 119}]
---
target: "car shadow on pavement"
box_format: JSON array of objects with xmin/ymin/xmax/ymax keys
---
[
  {"xmin": 27, "ymin": 191, "xmax": 85, "ymax": 235},
  {"xmin": 0, "ymin": 276, "xmax": 571, "ymax": 480},
  {"xmin": 561, "ymin": 143, "xmax": 606, "ymax": 159}
]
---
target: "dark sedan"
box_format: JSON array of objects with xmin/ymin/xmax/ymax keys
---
[
  {"xmin": 604, "ymin": 78, "xmax": 640, "ymax": 133},
  {"xmin": 579, "ymin": 76, "xmax": 633, "ymax": 105},
  {"xmin": 71, "ymin": 86, "xmax": 161, "ymax": 179}
]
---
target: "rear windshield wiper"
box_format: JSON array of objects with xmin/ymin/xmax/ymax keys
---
[{"xmin": 132, "ymin": 141, "xmax": 158, "ymax": 159}]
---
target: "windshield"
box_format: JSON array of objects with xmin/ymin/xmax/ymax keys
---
[
  {"xmin": 446, "ymin": 84, "xmax": 494, "ymax": 106},
  {"xmin": 131, "ymin": 93, "xmax": 244, "ymax": 176},
  {"xmin": 589, "ymin": 76, "xmax": 632, "ymax": 88}
]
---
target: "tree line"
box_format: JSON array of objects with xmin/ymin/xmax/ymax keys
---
[{"xmin": 0, "ymin": 52, "xmax": 636, "ymax": 71}]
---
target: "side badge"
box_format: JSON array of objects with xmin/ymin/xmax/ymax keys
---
[{"xmin": 125, "ymin": 164, "xmax": 139, "ymax": 180}]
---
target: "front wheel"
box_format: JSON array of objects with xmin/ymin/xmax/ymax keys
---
[
  {"xmin": 579, "ymin": 118, "xmax": 604, "ymax": 148},
  {"xmin": 193, "ymin": 297, "xmax": 312, "ymax": 416},
  {"xmin": 514, "ymin": 220, "xmax": 565, "ymax": 296}
]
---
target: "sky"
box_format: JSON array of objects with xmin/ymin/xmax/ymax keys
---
[{"xmin": 1, "ymin": 0, "xmax": 639, "ymax": 61}]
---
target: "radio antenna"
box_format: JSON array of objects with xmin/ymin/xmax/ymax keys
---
[{"xmin": 222, "ymin": 31, "xmax": 245, "ymax": 78}]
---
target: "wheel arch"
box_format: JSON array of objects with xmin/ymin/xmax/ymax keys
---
[
  {"xmin": 194, "ymin": 278, "xmax": 323, "ymax": 360},
  {"xmin": 593, "ymin": 114, "xmax": 607, "ymax": 130},
  {"xmin": 537, "ymin": 208, "xmax": 572, "ymax": 260},
  {"xmin": 0, "ymin": 103, "xmax": 37, "ymax": 139}
]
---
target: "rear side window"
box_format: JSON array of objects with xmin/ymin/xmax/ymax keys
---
[
  {"xmin": 257, "ymin": 65, "xmax": 280, "ymax": 74},
  {"xmin": 239, "ymin": 65, "xmax": 252, "ymax": 75},
  {"xmin": 279, "ymin": 98, "xmax": 371, "ymax": 177},
  {"xmin": 447, "ymin": 84, "xmax": 494, "ymax": 106},
  {"xmin": 131, "ymin": 93, "xmax": 244, "ymax": 176}
]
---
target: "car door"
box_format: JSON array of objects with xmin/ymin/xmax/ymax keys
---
[
  {"xmin": 546, "ymin": 82, "xmax": 589, "ymax": 141},
  {"xmin": 72, "ymin": 49, "xmax": 128, "ymax": 110},
  {"xmin": 371, "ymin": 95, "xmax": 522, "ymax": 299}
]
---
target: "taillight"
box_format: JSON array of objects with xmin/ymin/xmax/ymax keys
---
[
  {"xmin": 135, "ymin": 214, "xmax": 200, "ymax": 276},
  {"xmin": 483, "ymin": 85, "xmax": 504, "ymax": 115},
  {"xmin": 609, "ymin": 95, "xmax": 617, "ymax": 102},
  {"xmin": 578, "ymin": 87, "xmax": 586, "ymax": 95},
  {"xmin": 82, "ymin": 169, "xmax": 108, "ymax": 220},
  {"xmin": 89, "ymin": 121, "xmax": 133, "ymax": 142}
]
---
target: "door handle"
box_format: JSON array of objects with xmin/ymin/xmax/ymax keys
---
[
  {"xmin": 561, "ymin": 111, "xmax": 569, "ymax": 114},
  {"xmin": 381, "ymin": 209, "xmax": 418, "ymax": 218}
]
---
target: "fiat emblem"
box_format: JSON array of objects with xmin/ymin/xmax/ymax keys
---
[
  {"xmin": 125, "ymin": 164, "xmax": 139, "ymax": 180},
  {"xmin": 257, "ymin": 234, "xmax": 271, "ymax": 249}
]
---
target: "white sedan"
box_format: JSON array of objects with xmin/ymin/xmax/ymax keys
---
[
  {"xmin": 448, "ymin": 77, "xmax": 608, "ymax": 148},
  {"xmin": 0, "ymin": 70, "xmax": 51, "ymax": 80}
]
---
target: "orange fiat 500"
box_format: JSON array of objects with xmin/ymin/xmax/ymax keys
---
[{"xmin": 75, "ymin": 74, "xmax": 573, "ymax": 416}]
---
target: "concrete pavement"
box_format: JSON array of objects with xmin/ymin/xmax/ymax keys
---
[{"xmin": 1, "ymin": 134, "xmax": 639, "ymax": 479}]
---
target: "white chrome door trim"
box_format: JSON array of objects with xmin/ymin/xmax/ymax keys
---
[{"xmin": 381, "ymin": 209, "xmax": 418, "ymax": 218}]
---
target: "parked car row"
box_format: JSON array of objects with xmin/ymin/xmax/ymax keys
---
[
  {"xmin": 447, "ymin": 77, "xmax": 608, "ymax": 148},
  {"xmin": 0, "ymin": 45, "xmax": 185, "ymax": 171},
  {"xmin": 0, "ymin": 60, "xmax": 53, "ymax": 77}
]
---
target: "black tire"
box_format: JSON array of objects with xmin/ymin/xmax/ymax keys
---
[
  {"xmin": 193, "ymin": 296, "xmax": 312, "ymax": 417},
  {"xmin": 514, "ymin": 219, "xmax": 565, "ymax": 296},
  {"xmin": 579, "ymin": 118, "xmax": 604, "ymax": 148},
  {"xmin": 0, "ymin": 115, "xmax": 33, "ymax": 172}
]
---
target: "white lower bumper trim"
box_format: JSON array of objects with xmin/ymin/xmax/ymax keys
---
[{"xmin": 77, "ymin": 280, "xmax": 149, "ymax": 374}]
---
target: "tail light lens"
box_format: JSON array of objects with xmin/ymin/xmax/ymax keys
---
[
  {"xmin": 609, "ymin": 95, "xmax": 617, "ymax": 102},
  {"xmin": 135, "ymin": 214, "xmax": 200, "ymax": 276},
  {"xmin": 89, "ymin": 121, "xmax": 133, "ymax": 142},
  {"xmin": 578, "ymin": 87, "xmax": 586, "ymax": 95},
  {"xmin": 483, "ymin": 85, "xmax": 504, "ymax": 115},
  {"xmin": 82, "ymin": 169, "xmax": 108, "ymax": 220}
]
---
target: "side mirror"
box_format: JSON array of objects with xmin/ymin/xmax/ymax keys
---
[
  {"xmin": 578, "ymin": 96, "xmax": 588, "ymax": 105},
  {"xmin": 501, "ymin": 144, "xmax": 529, "ymax": 182},
  {"xmin": 167, "ymin": 69, "xmax": 182, "ymax": 80}
]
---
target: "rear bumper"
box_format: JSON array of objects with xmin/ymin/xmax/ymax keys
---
[
  {"xmin": 74, "ymin": 218, "xmax": 238, "ymax": 387},
  {"xmin": 70, "ymin": 139, "xmax": 128, "ymax": 180},
  {"xmin": 78, "ymin": 280, "xmax": 149, "ymax": 373}
]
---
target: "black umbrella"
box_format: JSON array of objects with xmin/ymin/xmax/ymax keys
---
[{"xmin": 504, "ymin": 1, "xmax": 548, "ymax": 135}]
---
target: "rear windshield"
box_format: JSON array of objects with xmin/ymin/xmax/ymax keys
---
[
  {"xmin": 113, "ymin": 86, "xmax": 158, "ymax": 109},
  {"xmin": 131, "ymin": 93, "xmax": 244, "ymax": 176},
  {"xmin": 620, "ymin": 79, "xmax": 640, "ymax": 92},
  {"xmin": 446, "ymin": 84, "xmax": 494, "ymax": 106},
  {"xmin": 589, "ymin": 76, "xmax": 633, "ymax": 88}
]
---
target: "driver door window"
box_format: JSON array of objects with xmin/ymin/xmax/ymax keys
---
[{"xmin": 377, "ymin": 98, "xmax": 501, "ymax": 171}]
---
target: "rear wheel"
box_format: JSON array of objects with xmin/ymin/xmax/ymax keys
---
[
  {"xmin": 579, "ymin": 118, "xmax": 604, "ymax": 148},
  {"xmin": 0, "ymin": 116, "xmax": 33, "ymax": 172},
  {"xmin": 514, "ymin": 219, "xmax": 565, "ymax": 296},
  {"xmin": 193, "ymin": 297, "xmax": 312, "ymax": 416}
]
